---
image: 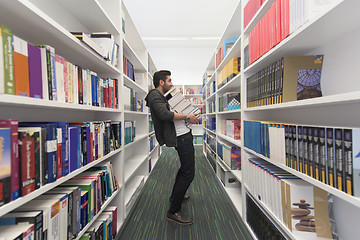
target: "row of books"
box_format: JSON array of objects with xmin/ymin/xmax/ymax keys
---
[
  {"xmin": 149, "ymin": 135, "xmax": 156, "ymax": 152},
  {"xmin": 0, "ymin": 24, "xmax": 119, "ymax": 108},
  {"xmin": 246, "ymin": 55, "xmax": 324, "ymax": 108},
  {"xmin": 244, "ymin": 157, "xmax": 335, "ymax": 239},
  {"xmin": 124, "ymin": 120, "xmax": 136, "ymax": 145},
  {"xmin": 217, "ymin": 141, "xmax": 241, "ymax": 170},
  {"xmin": 79, "ymin": 209, "xmax": 117, "ymax": 240},
  {"xmin": 193, "ymin": 136, "xmax": 203, "ymax": 145},
  {"xmin": 0, "ymin": 161, "xmax": 119, "ymax": 240},
  {"xmin": 206, "ymin": 134, "xmax": 217, "ymax": 154},
  {"xmin": 215, "ymin": 37, "xmax": 239, "ymax": 69},
  {"xmin": 206, "ymin": 81, "xmax": 216, "ymax": 98},
  {"xmin": 217, "ymin": 57, "xmax": 241, "ymax": 88},
  {"xmin": 244, "ymin": 120, "xmax": 360, "ymax": 197},
  {"xmin": 123, "ymin": 86, "xmax": 143, "ymax": 112},
  {"xmin": 208, "ymin": 101, "xmax": 215, "ymax": 114},
  {"xmin": 123, "ymin": 55, "xmax": 134, "ymax": 81},
  {"xmin": 246, "ymin": 194, "xmax": 286, "ymax": 240},
  {"xmin": 206, "ymin": 117, "xmax": 216, "ymax": 132},
  {"xmin": 185, "ymin": 87, "xmax": 202, "ymax": 95},
  {"xmin": 0, "ymin": 119, "xmax": 122, "ymax": 206},
  {"xmin": 244, "ymin": 0, "xmax": 265, "ymax": 29},
  {"xmin": 149, "ymin": 118, "xmax": 154, "ymax": 133},
  {"xmin": 218, "ymin": 92, "xmax": 240, "ymax": 112},
  {"xmin": 220, "ymin": 119, "xmax": 241, "ymax": 140},
  {"xmin": 248, "ymin": 0, "xmax": 333, "ymax": 65},
  {"xmin": 185, "ymin": 97, "xmax": 203, "ymax": 105},
  {"xmin": 71, "ymin": 32, "xmax": 120, "ymax": 67},
  {"xmin": 206, "ymin": 144, "xmax": 217, "ymax": 171}
]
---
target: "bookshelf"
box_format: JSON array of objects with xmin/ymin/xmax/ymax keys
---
[
  {"xmin": 202, "ymin": 0, "xmax": 360, "ymax": 239},
  {"xmin": 0, "ymin": 0, "xmax": 160, "ymax": 238}
]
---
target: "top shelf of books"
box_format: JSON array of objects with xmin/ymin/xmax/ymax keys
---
[{"xmin": 0, "ymin": 0, "xmax": 121, "ymax": 76}]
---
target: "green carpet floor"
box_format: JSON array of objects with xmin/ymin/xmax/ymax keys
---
[{"xmin": 117, "ymin": 146, "xmax": 253, "ymax": 240}]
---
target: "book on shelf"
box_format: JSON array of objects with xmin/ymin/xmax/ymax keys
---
[
  {"xmin": 0, "ymin": 210, "xmax": 43, "ymax": 240},
  {"xmin": 13, "ymin": 35, "xmax": 30, "ymax": 97},
  {"xmin": 28, "ymin": 44, "xmax": 42, "ymax": 99},
  {"xmin": 103, "ymin": 206, "xmax": 117, "ymax": 238},
  {"xmin": 223, "ymin": 37, "xmax": 238, "ymax": 57},
  {"xmin": 0, "ymin": 24, "xmax": 14, "ymax": 95},
  {"xmin": 0, "ymin": 120, "xmax": 19, "ymax": 201},
  {"xmin": 219, "ymin": 92, "xmax": 240, "ymax": 112},
  {"xmin": 71, "ymin": 32, "xmax": 106, "ymax": 58},
  {"xmin": 246, "ymin": 55, "xmax": 324, "ymax": 108},
  {"xmin": 0, "ymin": 128, "xmax": 11, "ymax": 206},
  {"xmin": 89, "ymin": 32, "xmax": 119, "ymax": 66},
  {"xmin": 18, "ymin": 198, "xmax": 61, "ymax": 240}
]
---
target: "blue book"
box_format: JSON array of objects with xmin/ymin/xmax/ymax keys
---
[
  {"xmin": 69, "ymin": 126, "xmax": 81, "ymax": 172},
  {"xmin": 20, "ymin": 122, "xmax": 57, "ymax": 183},
  {"xmin": 49, "ymin": 122, "xmax": 69, "ymax": 176},
  {"xmin": 0, "ymin": 128, "xmax": 11, "ymax": 206}
]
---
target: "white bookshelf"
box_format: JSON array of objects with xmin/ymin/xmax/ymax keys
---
[
  {"xmin": 0, "ymin": 0, "xmax": 158, "ymax": 238},
  {"xmin": 201, "ymin": 0, "xmax": 360, "ymax": 238}
]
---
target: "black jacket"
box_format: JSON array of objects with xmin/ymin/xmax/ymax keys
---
[{"xmin": 145, "ymin": 89, "xmax": 177, "ymax": 147}]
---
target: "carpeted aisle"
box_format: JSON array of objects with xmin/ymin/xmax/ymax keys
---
[{"xmin": 117, "ymin": 146, "xmax": 253, "ymax": 240}]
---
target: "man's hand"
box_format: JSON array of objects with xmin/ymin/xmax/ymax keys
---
[{"xmin": 188, "ymin": 113, "xmax": 199, "ymax": 124}]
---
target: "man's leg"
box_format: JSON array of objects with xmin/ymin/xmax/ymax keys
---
[{"xmin": 167, "ymin": 132, "xmax": 195, "ymax": 224}]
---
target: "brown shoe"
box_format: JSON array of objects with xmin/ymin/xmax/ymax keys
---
[
  {"xmin": 169, "ymin": 194, "xmax": 191, "ymax": 203},
  {"xmin": 166, "ymin": 211, "xmax": 194, "ymax": 225}
]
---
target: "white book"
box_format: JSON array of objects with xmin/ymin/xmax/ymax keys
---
[
  {"xmin": 74, "ymin": 65, "xmax": 78, "ymax": 104},
  {"xmin": 55, "ymin": 56, "xmax": 64, "ymax": 102},
  {"xmin": 168, "ymin": 92, "xmax": 184, "ymax": 107},
  {"xmin": 39, "ymin": 48, "xmax": 49, "ymax": 100},
  {"xmin": 87, "ymin": 69, "xmax": 92, "ymax": 105},
  {"xmin": 72, "ymin": 33, "xmax": 106, "ymax": 58},
  {"xmin": 67, "ymin": 62, "xmax": 73, "ymax": 103},
  {"xmin": 19, "ymin": 198, "xmax": 60, "ymax": 240},
  {"xmin": 37, "ymin": 193, "xmax": 68, "ymax": 240},
  {"xmin": 0, "ymin": 224, "xmax": 35, "ymax": 240}
]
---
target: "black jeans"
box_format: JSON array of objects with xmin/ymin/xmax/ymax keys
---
[{"xmin": 169, "ymin": 131, "xmax": 195, "ymax": 214}]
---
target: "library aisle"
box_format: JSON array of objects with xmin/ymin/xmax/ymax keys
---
[{"xmin": 117, "ymin": 146, "xmax": 253, "ymax": 240}]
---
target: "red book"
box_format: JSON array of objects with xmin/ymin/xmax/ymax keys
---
[
  {"xmin": 112, "ymin": 79, "xmax": 116, "ymax": 109},
  {"xmin": 61, "ymin": 57, "xmax": 68, "ymax": 103},
  {"xmin": 19, "ymin": 132, "xmax": 36, "ymax": 196},
  {"xmin": 56, "ymin": 128, "xmax": 63, "ymax": 179},
  {"xmin": 275, "ymin": 0, "xmax": 282, "ymax": 45},
  {"xmin": 0, "ymin": 120, "xmax": 19, "ymax": 201},
  {"xmin": 104, "ymin": 79, "xmax": 108, "ymax": 108},
  {"xmin": 281, "ymin": 0, "xmax": 290, "ymax": 40}
]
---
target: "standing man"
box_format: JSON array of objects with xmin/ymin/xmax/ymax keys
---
[{"xmin": 145, "ymin": 70, "xmax": 199, "ymax": 225}]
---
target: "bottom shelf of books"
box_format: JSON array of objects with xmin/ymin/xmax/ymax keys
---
[{"xmin": 0, "ymin": 160, "xmax": 121, "ymax": 240}]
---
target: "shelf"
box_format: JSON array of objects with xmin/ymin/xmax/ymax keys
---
[
  {"xmin": 75, "ymin": 188, "xmax": 120, "ymax": 240},
  {"xmin": 224, "ymin": 187, "xmax": 243, "ymax": 217},
  {"xmin": 216, "ymin": 36, "xmax": 241, "ymax": 72},
  {"xmin": 217, "ymin": 109, "xmax": 241, "ymax": 115},
  {"xmin": 124, "ymin": 176, "xmax": 145, "ymax": 206},
  {"xmin": 149, "ymin": 131, "xmax": 155, "ymax": 136},
  {"xmin": 148, "ymin": 72, "xmax": 153, "ymax": 80},
  {"xmin": 184, "ymin": 94, "xmax": 203, "ymax": 98},
  {"xmin": 205, "ymin": 91, "xmax": 216, "ymax": 102},
  {"xmin": 149, "ymin": 143, "xmax": 159, "ymax": 155},
  {"xmin": 205, "ymin": 72, "xmax": 216, "ymax": 86},
  {"xmin": 0, "ymin": 94, "xmax": 121, "ymax": 112},
  {"xmin": 244, "ymin": 90, "xmax": 360, "ymax": 112},
  {"xmin": 123, "ymin": 74, "xmax": 148, "ymax": 95},
  {"xmin": 206, "ymin": 112, "xmax": 216, "ymax": 116},
  {"xmin": 217, "ymin": 133, "xmax": 241, "ymax": 148},
  {"xmin": 0, "ymin": 148, "xmax": 122, "ymax": 217},
  {"xmin": 244, "ymin": 0, "xmax": 352, "ymax": 75},
  {"xmin": 243, "ymin": 0, "xmax": 276, "ymax": 35},
  {"xmin": 216, "ymin": 74, "xmax": 241, "ymax": 95},
  {"xmin": 123, "ymin": 38, "xmax": 147, "ymax": 72},
  {"xmin": 244, "ymin": 184, "xmax": 295, "ymax": 239},
  {"xmin": 124, "ymin": 155, "xmax": 148, "ymax": 184},
  {"xmin": 52, "ymin": 0, "xmax": 121, "ymax": 35},
  {"xmin": 194, "ymin": 144, "xmax": 203, "ymax": 146},
  {"xmin": 244, "ymin": 147, "xmax": 360, "ymax": 208},
  {"xmin": 205, "ymin": 128, "xmax": 216, "ymax": 136},
  {"xmin": 243, "ymin": 221, "xmax": 259, "ymax": 240},
  {"xmin": 124, "ymin": 134, "xmax": 148, "ymax": 149},
  {"xmin": 0, "ymin": 1, "xmax": 121, "ymax": 76},
  {"xmin": 123, "ymin": 110, "xmax": 148, "ymax": 115},
  {"xmin": 231, "ymin": 169, "xmax": 242, "ymax": 183},
  {"xmin": 205, "ymin": 142, "xmax": 216, "ymax": 155}
]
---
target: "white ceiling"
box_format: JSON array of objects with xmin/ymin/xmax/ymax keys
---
[{"xmin": 123, "ymin": 0, "xmax": 240, "ymax": 85}]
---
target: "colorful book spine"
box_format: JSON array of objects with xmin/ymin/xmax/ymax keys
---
[
  {"xmin": 0, "ymin": 24, "xmax": 14, "ymax": 95},
  {"xmin": 0, "ymin": 128, "xmax": 11, "ymax": 205},
  {"xmin": 13, "ymin": 36, "xmax": 30, "ymax": 97},
  {"xmin": 27, "ymin": 44, "xmax": 42, "ymax": 99}
]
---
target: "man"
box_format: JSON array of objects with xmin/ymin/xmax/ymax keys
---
[{"xmin": 145, "ymin": 70, "xmax": 199, "ymax": 225}]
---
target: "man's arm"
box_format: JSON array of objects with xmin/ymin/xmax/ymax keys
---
[{"xmin": 173, "ymin": 112, "xmax": 199, "ymax": 124}]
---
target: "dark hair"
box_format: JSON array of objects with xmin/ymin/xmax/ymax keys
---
[{"xmin": 153, "ymin": 70, "xmax": 171, "ymax": 88}]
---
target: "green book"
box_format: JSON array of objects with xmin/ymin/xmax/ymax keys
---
[{"xmin": 0, "ymin": 24, "xmax": 14, "ymax": 95}]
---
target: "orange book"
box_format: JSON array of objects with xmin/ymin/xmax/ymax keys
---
[{"xmin": 13, "ymin": 36, "xmax": 29, "ymax": 97}]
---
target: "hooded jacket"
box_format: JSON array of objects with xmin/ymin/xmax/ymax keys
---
[{"xmin": 145, "ymin": 89, "xmax": 177, "ymax": 147}]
